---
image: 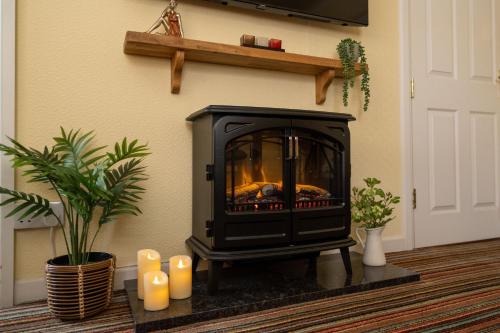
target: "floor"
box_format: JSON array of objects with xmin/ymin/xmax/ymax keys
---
[{"xmin": 1, "ymin": 239, "xmax": 499, "ymax": 333}]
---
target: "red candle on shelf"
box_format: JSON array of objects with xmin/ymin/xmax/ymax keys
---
[{"xmin": 268, "ymin": 38, "xmax": 282, "ymax": 49}]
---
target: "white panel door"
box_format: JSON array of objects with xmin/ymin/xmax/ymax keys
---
[{"xmin": 411, "ymin": 0, "xmax": 500, "ymax": 247}]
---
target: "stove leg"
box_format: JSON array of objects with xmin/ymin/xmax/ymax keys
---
[
  {"xmin": 192, "ymin": 252, "xmax": 200, "ymax": 274},
  {"xmin": 340, "ymin": 247, "xmax": 352, "ymax": 275},
  {"xmin": 208, "ymin": 260, "xmax": 223, "ymax": 295}
]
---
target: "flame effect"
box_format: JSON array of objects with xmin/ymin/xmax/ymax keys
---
[
  {"xmin": 260, "ymin": 167, "xmax": 268, "ymax": 183},
  {"xmin": 178, "ymin": 258, "xmax": 185, "ymax": 268},
  {"xmin": 153, "ymin": 275, "xmax": 161, "ymax": 285},
  {"xmin": 241, "ymin": 166, "xmax": 250, "ymax": 184},
  {"xmin": 147, "ymin": 252, "xmax": 155, "ymax": 260},
  {"xmin": 240, "ymin": 163, "xmax": 270, "ymax": 185}
]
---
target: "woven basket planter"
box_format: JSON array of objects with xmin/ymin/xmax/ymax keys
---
[{"xmin": 45, "ymin": 252, "xmax": 115, "ymax": 320}]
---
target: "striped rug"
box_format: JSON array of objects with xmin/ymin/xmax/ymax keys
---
[{"xmin": 1, "ymin": 239, "xmax": 499, "ymax": 332}]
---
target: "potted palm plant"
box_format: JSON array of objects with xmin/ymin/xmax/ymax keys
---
[
  {"xmin": 351, "ymin": 178, "xmax": 400, "ymax": 266},
  {"xmin": 0, "ymin": 128, "xmax": 149, "ymax": 320},
  {"xmin": 336, "ymin": 38, "xmax": 370, "ymax": 112}
]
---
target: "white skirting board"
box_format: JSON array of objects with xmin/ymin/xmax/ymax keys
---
[{"xmin": 13, "ymin": 236, "xmax": 409, "ymax": 305}]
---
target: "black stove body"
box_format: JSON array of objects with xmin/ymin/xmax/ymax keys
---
[{"xmin": 186, "ymin": 106, "xmax": 356, "ymax": 293}]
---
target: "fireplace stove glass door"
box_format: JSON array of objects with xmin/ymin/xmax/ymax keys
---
[
  {"xmin": 290, "ymin": 125, "xmax": 349, "ymax": 243},
  {"xmin": 219, "ymin": 118, "xmax": 349, "ymax": 247},
  {"xmin": 293, "ymin": 129, "xmax": 345, "ymax": 209},
  {"xmin": 225, "ymin": 130, "xmax": 286, "ymax": 213}
]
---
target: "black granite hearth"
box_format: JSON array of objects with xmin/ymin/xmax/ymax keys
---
[{"xmin": 125, "ymin": 252, "xmax": 420, "ymax": 333}]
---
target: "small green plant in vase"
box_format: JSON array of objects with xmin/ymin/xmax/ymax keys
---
[
  {"xmin": 0, "ymin": 128, "xmax": 149, "ymax": 319},
  {"xmin": 351, "ymin": 178, "xmax": 400, "ymax": 266},
  {"xmin": 336, "ymin": 38, "xmax": 370, "ymax": 112}
]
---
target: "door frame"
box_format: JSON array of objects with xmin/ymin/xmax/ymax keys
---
[
  {"xmin": 0, "ymin": 0, "xmax": 16, "ymax": 308},
  {"xmin": 399, "ymin": 0, "xmax": 415, "ymax": 250}
]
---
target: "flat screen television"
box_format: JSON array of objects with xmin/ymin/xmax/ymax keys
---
[{"xmin": 203, "ymin": 0, "xmax": 369, "ymax": 26}]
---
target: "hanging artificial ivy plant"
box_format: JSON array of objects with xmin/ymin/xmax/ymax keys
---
[{"xmin": 336, "ymin": 38, "xmax": 370, "ymax": 112}]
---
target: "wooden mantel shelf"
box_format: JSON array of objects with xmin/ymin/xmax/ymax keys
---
[{"xmin": 123, "ymin": 31, "xmax": 364, "ymax": 104}]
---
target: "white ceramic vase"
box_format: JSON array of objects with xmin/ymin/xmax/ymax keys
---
[{"xmin": 356, "ymin": 226, "xmax": 386, "ymax": 266}]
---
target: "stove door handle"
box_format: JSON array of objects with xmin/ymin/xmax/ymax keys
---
[
  {"xmin": 286, "ymin": 136, "xmax": 293, "ymax": 160},
  {"xmin": 294, "ymin": 136, "xmax": 299, "ymax": 160}
]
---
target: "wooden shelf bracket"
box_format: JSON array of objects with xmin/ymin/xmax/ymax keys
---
[
  {"xmin": 171, "ymin": 50, "xmax": 184, "ymax": 94},
  {"xmin": 315, "ymin": 70, "xmax": 336, "ymax": 105}
]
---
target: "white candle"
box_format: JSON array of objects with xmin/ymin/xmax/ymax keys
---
[
  {"xmin": 169, "ymin": 255, "xmax": 192, "ymax": 299},
  {"xmin": 144, "ymin": 271, "xmax": 169, "ymax": 311},
  {"xmin": 137, "ymin": 249, "xmax": 161, "ymax": 299}
]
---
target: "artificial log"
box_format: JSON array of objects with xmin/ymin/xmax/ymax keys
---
[
  {"xmin": 228, "ymin": 182, "xmax": 282, "ymax": 200},
  {"xmin": 295, "ymin": 184, "xmax": 331, "ymax": 197}
]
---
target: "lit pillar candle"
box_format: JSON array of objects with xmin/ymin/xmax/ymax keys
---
[
  {"xmin": 169, "ymin": 255, "xmax": 192, "ymax": 299},
  {"xmin": 137, "ymin": 249, "xmax": 161, "ymax": 299},
  {"xmin": 144, "ymin": 271, "xmax": 169, "ymax": 311}
]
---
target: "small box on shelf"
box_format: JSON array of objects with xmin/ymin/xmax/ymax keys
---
[
  {"xmin": 268, "ymin": 38, "xmax": 282, "ymax": 49},
  {"xmin": 240, "ymin": 34, "xmax": 255, "ymax": 47},
  {"xmin": 255, "ymin": 36, "xmax": 269, "ymax": 47},
  {"xmin": 239, "ymin": 34, "xmax": 285, "ymax": 52}
]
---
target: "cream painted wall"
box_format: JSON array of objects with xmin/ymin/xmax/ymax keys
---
[{"xmin": 15, "ymin": 0, "xmax": 401, "ymax": 280}]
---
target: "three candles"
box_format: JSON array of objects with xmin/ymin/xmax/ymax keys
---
[{"xmin": 137, "ymin": 250, "xmax": 193, "ymax": 311}]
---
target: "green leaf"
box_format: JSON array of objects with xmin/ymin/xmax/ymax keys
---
[
  {"xmin": 105, "ymin": 138, "xmax": 149, "ymax": 168},
  {"xmin": 0, "ymin": 188, "xmax": 53, "ymax": 220}
]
